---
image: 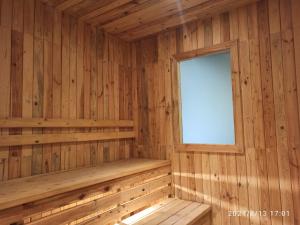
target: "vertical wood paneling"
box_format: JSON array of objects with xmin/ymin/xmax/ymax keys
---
[
  {"xmin": 102, "ymin": 32, "xmax": 110, "ymax": 162},
  {"xmin": 239, "ymin": 4, "xmax": 261, "ymax": 225},
  {"xmin": 133, "ymin": 1, "xmax": 299, "ymax": 225},
  {"xmin": 257, "ymin": 1, "xmax": 282, "ymax": 225},
  {"xmin": 69, "ymin": 16, "xmax": 77, "ymax": 169},
  {"xmin": 126, "ymin": 54, "xmax": 133, "ymax": 158},
  {"xmin": 76, "ymin": 20, "xmax": 85, "ymax": 167},
  {"xmin": 228, "ymin": 8, "xmax": 250, "ymax": 225},
  {"xmin": 221, "ymin": 11, "xmax": 240, "ymax": 225},
  {"xmin": 181, "ymin": 24, "xmax": 197, "ymax": 204},
  {"xmin": 119, "ymin": 53, "xmax": 125, "ymax": 159},
  {"xmin": 131, "ymin": 42, "xmax": 139, "ymax": 158},
  {"xmin": 108, "ymin": 38, "xmax": 116, "ymax": 161},
  {"xmin": 292, "ymin": 0, "xmax": 300, "ymax": 123},
  {"xmin": 291, "ymin": 1, "xmax": 300, "ymax": 224},
  {"xmin": 42, "ymin": 5, "xmax": 53, "ymax": 173},
  {"xmin": 113, "ymin": 39, "xmax": 120, "ymax": 160},
  {"xmin": 32, "ymin": 0, "xmax": 44, "ymax": 175},
  {"xmin": 9, "ymin": 0, "xmax": 24, "ymax": 179},
  {"xmin": 1, "ymin": 1, "xmax": 298, "ymax": 224},
  {"xmin": 61, "ymin": 14, "xmax": 70, "ymax": 171},
  {"xmin": 21, "ymin": 0, "xmax": 34, "ymax": 178},
  {"xmin": 210, "ymin": 15, "xmax": 223, "ymax": 225},
  {"xmin": 90, "ymin": 26, "xmax": 98, "ymax": 165},
  {"xmin": 0, "ymin": 0, "xmax": 133, "ymax": 181},
  {"xmin": 269, "ymin": 1, "xmax": 296, "ymax": 225},
  {"xmin": 220, "ymin": 14, "xmax": 231, "ymax": 225},
  {"xmin": 96, "ymin": 28, "xmax": 104, "ymax": 164},
  {"xmin": 52, "ymin": 10, "xmax": 62, "ymax": 172},
  {"xmin": 0, "ymin": 0, "xmax": 12, "ymax": 181},
  {"xmin": 279, "ymin": 1, "xmax": 300, "ymax": 225},
  {"xmin": 83, "ymin": 24, "xmax": 91, "ymax": 165},
  {"xmin": 248, "ymin": 4, "xmax": 272, "ymax": 225}
]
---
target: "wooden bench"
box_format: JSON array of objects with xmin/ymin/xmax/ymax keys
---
[
  {"xmin": 0, "ymin": 159, "xmax": 171, "ymax": 225},
  {"xmin": 119, "ymin": 198, "xmax": 211, "ymax": 225}
]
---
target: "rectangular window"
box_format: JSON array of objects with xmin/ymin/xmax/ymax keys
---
[
  {"xmin": 173, "ymin": 41, "xmax": 244, "ymax": 153},
  {"xmin": 180, "ymin": 51, "xmax": 235, "ymax": 145}
]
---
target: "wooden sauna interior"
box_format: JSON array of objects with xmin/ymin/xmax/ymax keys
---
[{"xmin": 0, "ymin": 0, "xmax": 299, "ymax": 224}]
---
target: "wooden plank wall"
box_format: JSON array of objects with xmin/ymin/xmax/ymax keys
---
[
  {"xmin": 132, "ymin": 0, "xmax": 300, "ymax": 225},
  {"xmin": 0, "ymin": 0, "xmax": 133, "ymax": 181}
]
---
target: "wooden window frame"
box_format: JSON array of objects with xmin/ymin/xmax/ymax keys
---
[{"xmin": 172, "ymin": 40, "xmax": 244, "ymax": 154}]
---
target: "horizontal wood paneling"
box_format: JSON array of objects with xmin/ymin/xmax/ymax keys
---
[
  {"xmin": 0, "ymin": 131, "xmax": 135, "ymax": 147},
  {"xmin": 0, "ymin": 119, "xmax": 134, "ymax": 128},
  {"xmin": 132, "ymin": 0, "xmax": 300, "ymax": 225},
  {"xmin": 0, "ymin": 0, "xmax": 134, "ymax": 181}
]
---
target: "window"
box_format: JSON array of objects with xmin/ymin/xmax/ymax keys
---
[
  {"xmin": 180, "ymin": 51, "xmax": 235, "ymax": 145},
  {"xmin": 173, "ymin": 41, "xmax": 244, "ymax": 153}
]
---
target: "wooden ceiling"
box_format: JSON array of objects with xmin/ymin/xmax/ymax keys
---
[{"xmin": 41, "ymin": 0, "xmax": 259, "ymax": 41}]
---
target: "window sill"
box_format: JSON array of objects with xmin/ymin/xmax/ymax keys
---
[{"xmin": 174, "ymin": 144, "xmax": 243, "ymax": 154}]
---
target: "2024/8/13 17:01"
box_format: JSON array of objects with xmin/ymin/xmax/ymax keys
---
[{"xmin": 228, "ymin": 210, "xmax": 290, "ymax": 217}]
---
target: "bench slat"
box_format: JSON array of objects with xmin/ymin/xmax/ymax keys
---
[
  {"xmin": 159, "ymin": 202, "xmax": 201, "ymax": 225},
  {"xmin": 0, "ymin": 159, "xmax": 170, "ymax": 211},
  {"xmin": 131, "ymin": 200, "xmax": 185, "ymax": 225},
  {"xmin": 29, "ymin": 175, "xmax": 172, "ymax": 225},
  {"xmin": 141, "ymin": 201, "xmax": 191, "ymax": 225},
  {"xmin": 120, "ymin": 198, "xmax": 177, "ymax": 225},
  {"xmin": 0, "ymin": 131, "xmax": 135, "ymax": 147},
  {"xmin": 0, "ymin": 119, "xmax": 134, "ymax": 128},
  {"xmin": 173, "ymin": 204, "xmax": 211, "ymax": 225},
  {"xmin": 81, "ymin": 187, "xmax": 172, "ymax": 225},
  {"xmin": 121, "ymin": 198, "xmax": 211, "ymax": 225}
]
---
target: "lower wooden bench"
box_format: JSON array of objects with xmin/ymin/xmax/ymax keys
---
[
  {"xmin": 119, "ymin": 198, "xmax": 211, "ymax": 225},
  {"xmin": 0, "ymin": 159, "xmax": 171, "ymax": 225}
]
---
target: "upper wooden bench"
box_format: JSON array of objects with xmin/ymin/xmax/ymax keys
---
[
  {"xmin": 119, "ymin": 198, "xmax": 212, "ymax": 225},
  {"xmin": 0, "ymin": 159, "xmax": 171, "ymax": 225}
]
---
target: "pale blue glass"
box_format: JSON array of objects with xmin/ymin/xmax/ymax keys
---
[{"xmin": 180, "ymin": 52, "xmax": 235, "ymax": 144}]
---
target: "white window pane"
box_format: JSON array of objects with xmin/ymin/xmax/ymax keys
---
[{"xmin": 180, "ymin": 52, "xmax": 235, "ymax": 144}]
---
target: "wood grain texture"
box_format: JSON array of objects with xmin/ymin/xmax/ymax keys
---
[
  {"xmin": 41, "ymin": 0, "xmax": 259, "ymax": 41},
  {"xmin": 0, "ymin": 159, "xmax": 171, "ymax": 225},
  {"xmin": 0, "ymin": 1, "xmax": 134, "ymax": 180},
  {"xmin": 9, "ymin": 0, "xmax": 24, "ymax": 180},
  {"xmin": 0, "ymin": 159, "xmax": 170, "ymax": 210},
  {"xmin": 120, "ymin": 198, "xmax": 211, "ymax": 225},
  {"xmin": 0, "ymin": 131, "xmax": 135, "ymax": 147},
  {"xmin": 0, "ymin": 0, "xmax": 12, "ymax": 182},
  {"xmin": 132, "ymin": 1, "xmax": 300, "ymax": 225},
  {"xmin": 0, "ymin": 119, "xmax": 134, "ymax": 128},
  {"xmin": 173, "ymin": 40, "xmax": 244, "ymax": 154},
  {"xmin": 22, "ymin": 0, "xmax": 34, "ymax": 178},
  {"xmin": 0, "ymin": 0, "xmax": 299, "ymax": 224}
]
